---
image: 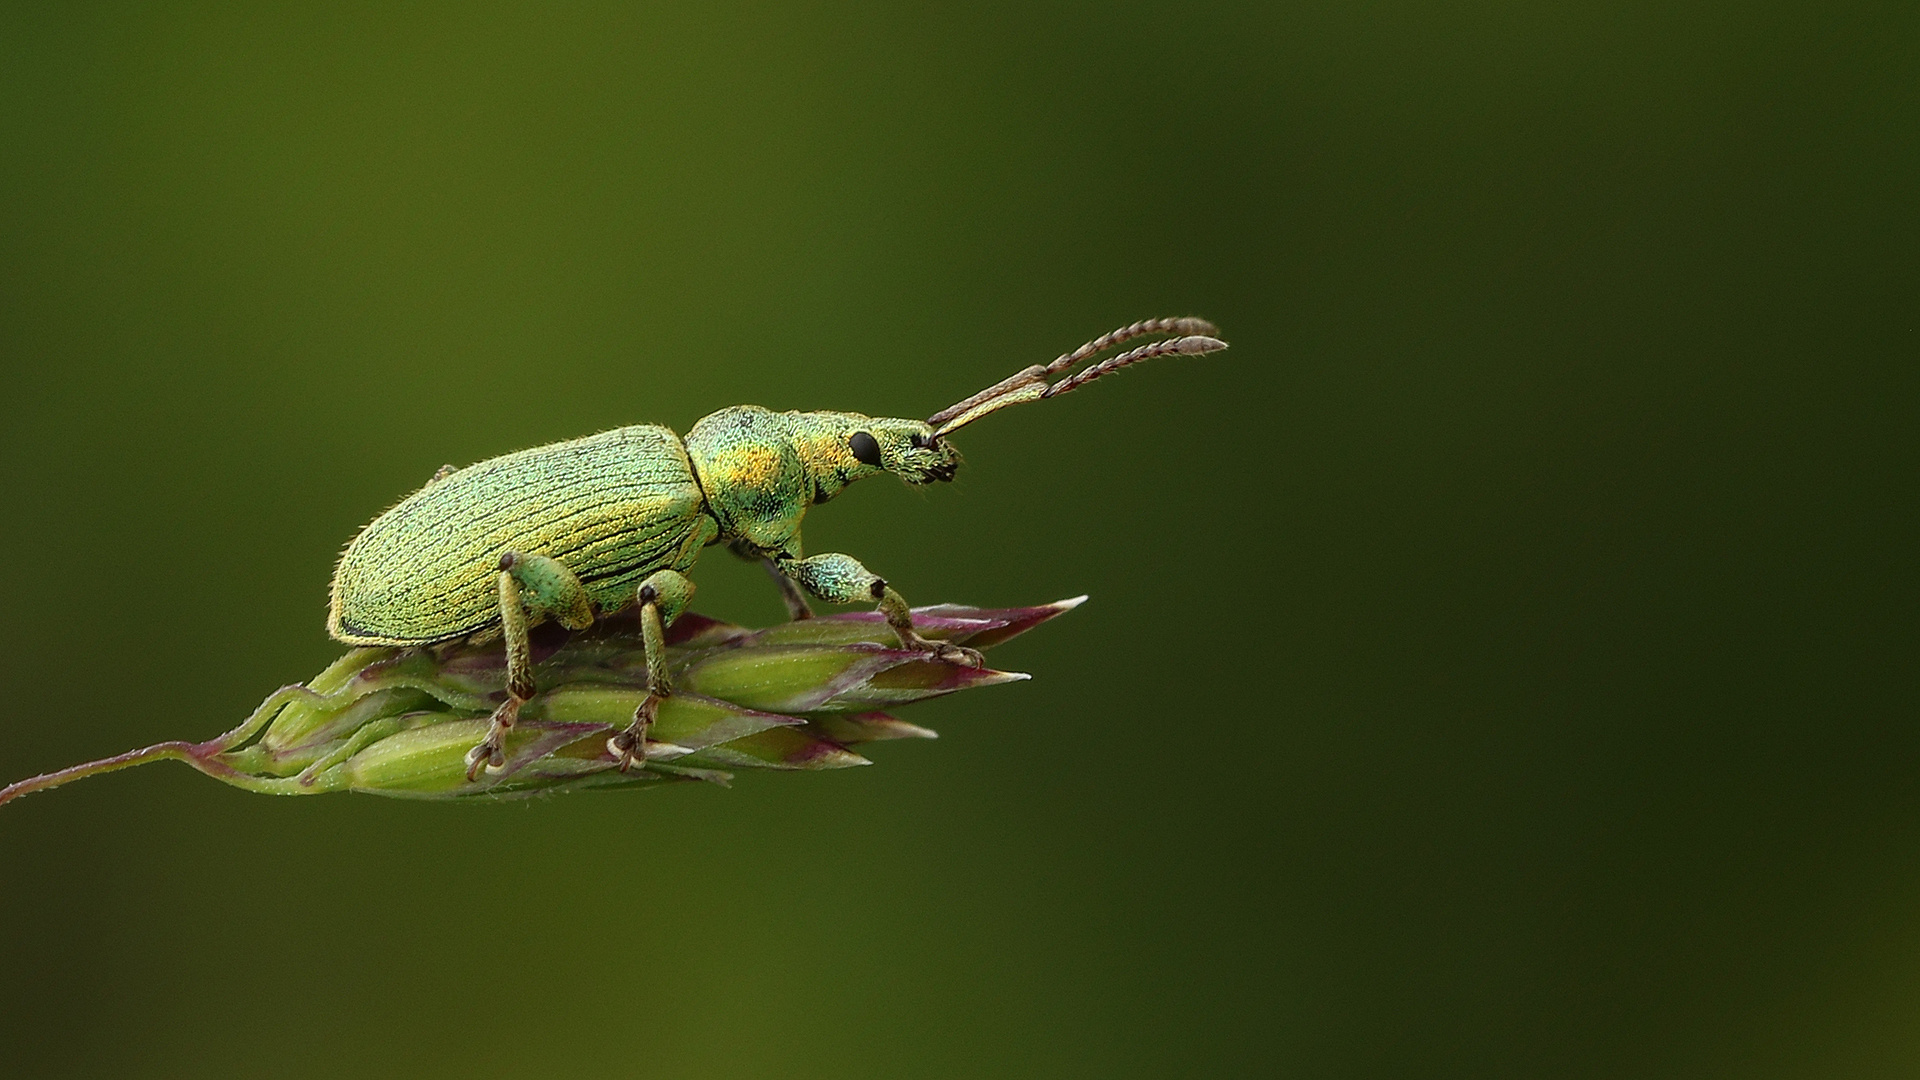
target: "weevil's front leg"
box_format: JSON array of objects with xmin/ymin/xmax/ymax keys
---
[
  {"xmin": 776, "ymin": 552, "xmax": 984, "ymax": 667},
  {"xmin": 465, "ymin": 551, "xmax": 597, "ymax": 781},
  {"xmin": 609, "ymin": 569, "xmax": 695, "ymax": 772}
]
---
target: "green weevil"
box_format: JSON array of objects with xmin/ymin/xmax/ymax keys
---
[{"xmin": 328, "ymin": 317, "xmax": 1228, "ymax": 780}]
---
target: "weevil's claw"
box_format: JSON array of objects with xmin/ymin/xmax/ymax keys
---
[
  {"xmin": 899, "ymin": 634, "xmax": 984, "ymax": 668},
  {"xmin": 938, "ymin": 642, "xmax": 986, "ymax": 668},
  {"xmin": 608, "ymin": 694, "xmax": 660, "ymax": 773},
  {"xmin": 464, "ymin": 699, "xmax": 519, "ymax": 782},
  {"xmin": 607, "ymin": 728, "xmax": 651, "ymax": 773},
  {"xmin": 464, "ymin": 738, "xmax": 505, "ymax": 782}
]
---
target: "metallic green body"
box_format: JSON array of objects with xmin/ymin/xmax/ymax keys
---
[
  {"xmin": 329, "ymin": 425, "xmax": 717, "ymax": 646},
  {"xmin": 683, "ymin": 406, "xmax": 813, "ymax": 554},
  {"xmin": 681, "ymin": 406, "xmax": 940, "ymax": 556},
  {"xmin": 320, "ymin": 318, "xmax": 1225, "ymax": 780},
  {"xmin": 331, "ymin": 408, "xmax": 960, "ymax": 649}
]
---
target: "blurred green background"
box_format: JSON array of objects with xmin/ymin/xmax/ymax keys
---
[{"xmin": 1, "ymin": 1, "xmax": 1913, "ymax": 1076}]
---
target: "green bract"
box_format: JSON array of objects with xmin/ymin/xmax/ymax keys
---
[{"xmin": 0, "ymin": 599, "xmax": 1081, "ymax": 806}]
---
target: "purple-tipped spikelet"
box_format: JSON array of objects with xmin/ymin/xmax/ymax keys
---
[{"xmin": 0, "ymin": 599, "xmax": 1084, "ymax": 806}]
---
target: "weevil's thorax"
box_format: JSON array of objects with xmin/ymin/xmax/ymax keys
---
[
  {"xmin": 684, "ymin": 406, "xmax": 813, "ymax": 552},
  {"xmin": 685, "ymin": 407, "xmax": 959, "ymax": 553}
]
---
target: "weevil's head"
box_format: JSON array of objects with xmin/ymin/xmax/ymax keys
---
[
  {"xmin": 862, "ymin": 416, "xmax": 963, "ymax": 486},
  {"xmin": 787, "ymin": 412, "xmax": 961, "ymax": 503}
]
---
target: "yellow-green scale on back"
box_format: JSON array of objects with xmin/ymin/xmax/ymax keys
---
[
  {"xmin": 683, "ymin": 407, "xmax": 814, "ymax": 554},
  {"xmin": 329, "ymin": 425, "xmax": 718, "ymax": 646}
]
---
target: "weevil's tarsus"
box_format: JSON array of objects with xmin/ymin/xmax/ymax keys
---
[
  {"xmin": 610, "ymin": 693, "xmax": 658, "ymax": 772},
  {"xmin": 878, "ymin": 585, "xmax": 986, "ymax": 667},
  {"xmin": 466, "ymin": 701, "xmax": 517, "ymax": 780},
  {"xmin": 928, "ymin": 316, "xmax": 1228, "ymax": 437}
]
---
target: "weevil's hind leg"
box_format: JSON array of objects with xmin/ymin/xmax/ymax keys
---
[
  {"xmin": 609, "ymin": 569, "xmax": 695, "ymax": 772},
  {"xmin": 776, "ymin": 552, "xmax": 984, "ymax": 667},
  {"xmin": 464, "ymin": 551, "xmax": 597, "ymax": 782}
]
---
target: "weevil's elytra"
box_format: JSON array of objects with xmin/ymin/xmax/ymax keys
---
[
  {"xmin": 327, "ymin": 317, "xmax": 1226, "ymax": 781},
  {"xmin": 330, "ymin": 425, "xmax": 712, "ymax": 646}
]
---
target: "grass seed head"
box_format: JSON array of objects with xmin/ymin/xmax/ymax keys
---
[{"xmin": 0, "ymin": 599, "xmax": 1084, "ymax": 806}]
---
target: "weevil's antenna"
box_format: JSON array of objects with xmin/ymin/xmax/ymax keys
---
[{"xmin": 928, "ymin": 317, "xmax": 1227, "ymax": 436}]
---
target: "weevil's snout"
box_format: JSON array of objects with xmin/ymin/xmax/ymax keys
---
[
  {"xmin": 883, "ymin": 422, "xmax": 961, "ymax": 485},
  {"xmin": 923, "ymin": 452, "xmax": 959, "ymax": 484},
  {"xmin": 901, "ymin": 437, "xmax": 962, "ymax": 486}
]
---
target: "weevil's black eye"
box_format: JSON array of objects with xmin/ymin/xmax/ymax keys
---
[
  {"xmin": 849, "ymin": 430, "xmax": 882, "ymax": 466},
  {"xmin": 910, "ymin": 432, "xmax": 933, "ymax": 450}
]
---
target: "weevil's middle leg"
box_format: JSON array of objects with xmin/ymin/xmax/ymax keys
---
[
  {"xmin": 762, "ymin": 556, "xmax": 814, "ymax": 620},
  {"xmin": 730, "ymin": 539, "xmax": 813, "ymax": 621},
  {"xmin": 466, "ymin": 569, "xmax": 534, "ymax": 781},
  {"xmin": 776, "ymin": 552, "xmax": 984, "ymax": 667},
  {"xmin": 609, "ymin": 569, "xmax": 695, "ymax": 772},
  {"xmin": 464, "ymin": 551, "xmax": 596, "ymax": 782}
]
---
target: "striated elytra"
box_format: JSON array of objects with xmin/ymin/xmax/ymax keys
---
[{"xmin": 326, "ymin": 318, "xmax": 1228, "ymax": 783}]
